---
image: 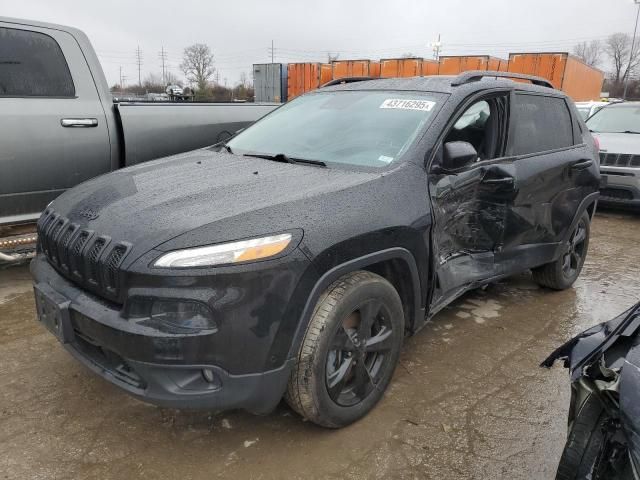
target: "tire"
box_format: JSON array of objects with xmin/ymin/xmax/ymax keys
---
[
  {"xmin": 533, "ymin": 211, "xmax": 590, "ymax": 290},
  {"xmin": 556, "ymin": 394, "xmax": 608, "ymax": 480},
  {"xmin": 285, "ymin": 270, "xmax": 404, "ymax": 428}
]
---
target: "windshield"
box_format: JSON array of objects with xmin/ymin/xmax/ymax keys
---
[
  {"xmin": 586, "ymin": 106, "xmax": 640, "ymax": 133},
  {"xmin": 226, "ymin": 90, "xmax": 439, "ymax": 168}
]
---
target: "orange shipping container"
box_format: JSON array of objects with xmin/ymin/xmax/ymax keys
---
[
  {"xmin": 421, "ymin": 59, "xmax": 439, "ymax": 76},
  {"xmin": 438, "ymin": 55, "xmax": 507, "ymax": 75},
  {"xmin": 320, "ymin": 63, "xmax": 332, "ymax": 86},
  {"xmin": 332, "ymin": 60, "xmax": 371, "ymax": 79},
  {"xmin": 287, "ymin": 63, "xmax": 322, "ymax": 100},
  {"xmin": 380, "ymin": 58, "xmax": 423, "ymax": 78},
  {"xmin": 369, "ymin": 61, "xmax": 381, "ymax": 78},
  {"xmin": 508, "ymin": 52, "xmax": 604, "ymax": 101}
]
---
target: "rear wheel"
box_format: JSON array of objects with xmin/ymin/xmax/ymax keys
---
[
  {"xmin": 285, "ymin": 271, "xmax": 404, "ymax": 428},
  {"xmin": 533, "ymin": 211, "xmax": 590, "ymax": 290}
]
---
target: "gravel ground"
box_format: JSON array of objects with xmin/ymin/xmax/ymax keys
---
[{"xmin": 1, "ymin": 209, "xmax": 639, "ymax": 480}]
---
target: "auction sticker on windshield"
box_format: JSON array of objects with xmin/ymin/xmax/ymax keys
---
[{"xmin": 380, "ymin": 99, "xmax": 435, "ymax": 111}]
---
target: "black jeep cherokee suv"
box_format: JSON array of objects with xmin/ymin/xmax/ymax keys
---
[{"xmin": 32, "ymin": 71, "xmax": 600, "ymax": 428}]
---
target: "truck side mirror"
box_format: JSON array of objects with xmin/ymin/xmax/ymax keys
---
[{"xmin": 443, "ymin": 141, "xmax": 478, "ymax": 171}]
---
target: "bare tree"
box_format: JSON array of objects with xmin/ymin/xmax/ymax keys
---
[
  {"xmin": 573, "ymin": 40, "xmax": 602, "ymax": 67},
  {"xmin": 180, "ymin": 44, "xmax": 215, "ymax": 92},
  {"xmin": 400, "ymin": 52, "xmax": 418, "ymax": 58},
  {"xmin": 605, "ymin": 33, "xmax": 640, "ymax": 83},
  {"xmin": 327, "ymin": 52, "xmax": 339, "ymax": 63},
  {"xmin": 239, "ymin": 72, "xmax": 248, "ymax": 89},
  {"xmin": 164, "ymin": 71, "xmax": 182, "ymax": 86}
]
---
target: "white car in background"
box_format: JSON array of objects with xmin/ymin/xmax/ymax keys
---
[
  {"xmin": 575, "ymin": 101, "xmax": 609, "ymax": 120},
  {"xmin": 587, "ymin": 101, "xmax": 640, "ymax": 208},
  {"xmin": 165, "ymin": 84, "xmax": 184, "ymax": 97}
]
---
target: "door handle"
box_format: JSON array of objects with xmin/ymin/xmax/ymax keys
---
[
  {"xmin": 481, "ymin": 176, "xmax": 514, "ymax": 185},
  {"xmin": 60, "ymin": 118, "xmax": 98, "ymax": 128},
  {"xmin": 571, "ymin": 160, "xmax": 593, "ymax": 170}
]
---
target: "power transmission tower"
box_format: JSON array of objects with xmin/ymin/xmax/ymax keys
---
[
  {"xmin": 135, "ymin": 46, "xmax": 143, "ymax": 86},
  {"xmin": 159, "ymin": 46, "xmax": 167, "ymax": 85}
]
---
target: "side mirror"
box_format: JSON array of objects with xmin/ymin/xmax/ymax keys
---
[{"xmin": 443, "ymin": 141, "xmax": 478, "ymax": 171}]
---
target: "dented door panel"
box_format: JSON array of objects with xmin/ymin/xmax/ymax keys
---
[{"xmin": 429, "ymin": 161, "xmax": 516, "ymax": 302}]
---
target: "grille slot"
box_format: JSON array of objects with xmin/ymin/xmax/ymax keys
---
[
  {"xmin": 57, "ymin": 224, "xmax": 78, "ymax": 271},
  {"xmin": 599, "ymin": 152, "xmax": 640, "ymax": 168},
  {"xmin": 37, "ymin": 210, "xmax": 130, "ymax": 303},
  {"xmin": 47, "ymin": 218, "xmax": 66, "ymax": 265},
  {"xmin": 87, "ymin": 238, "xmax": 107, "ymax": 286},
  {"xmin": 70, "ymin": 231, "xmax": 91, "ymax": 279},
  {"xmin": 104, "ymin": 245, "xmax": 128, "ymax": 292}
]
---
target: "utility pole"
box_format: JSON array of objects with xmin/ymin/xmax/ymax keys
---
[
  {"xmin": 431, "ymin": 34, "xmax": 442, "ymax": 61},
  {"xmin": 135, "ymin": 45, "xmax": 143, "ymax": 87},
  {"xmin": 159, "ymin": 46, "xmax": 167, "ymax": 85},
  {"xmin": 624, "ymin": 0, "xmax": 640, "ymax": 99},
  {"xmin": 269, "ymin": 40, "xmax": 274, "ymax": 63}
]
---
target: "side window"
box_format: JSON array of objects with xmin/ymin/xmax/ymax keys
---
[
  {"xmin": 0, "ymin": 27, "xmax": 75, "ymax": 97},
  {"xmin": 511, "ymin": 94, "xmax": 573, "ymax": 156},
  {"xmin": 443, "ymin": 95, "xmax": 508, "ymax": 162}
]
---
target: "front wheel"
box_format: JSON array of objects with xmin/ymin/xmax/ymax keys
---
[
  {"xmin": 285, "ymin": 271, "xmax": 404, "ymax": 428},
  {"xmin": 533, "ymin": 211, "xmax": 591, "ymax": 290}
]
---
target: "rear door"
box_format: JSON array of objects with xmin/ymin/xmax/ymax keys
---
[
  {"xmin": 0, "ymin": 23, "xmax": 110, "ymax": 225},
  {"xmin": 500, "ymin": 92, "xmax": 593, "ymax": 265}
]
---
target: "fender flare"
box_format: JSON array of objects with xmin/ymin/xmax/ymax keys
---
[
  {"xmin": 563, "ymin": 192, "xmax": 599, "ymax": 243},
  {"xmin": 553, "ymin": 191, "xmax": 599, "ymax": 260},
  {"xmin": 287, "ymin": 248, "xmax": 424, "ymax": 361}
]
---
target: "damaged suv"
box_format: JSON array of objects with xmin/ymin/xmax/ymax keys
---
[
  {"xmin": 545, "ymin": 303, "xmax": 640, "ymax": 479},
  {"xmin": 32, "ymin": 71, "xmax": 599, "ymax": 428}
]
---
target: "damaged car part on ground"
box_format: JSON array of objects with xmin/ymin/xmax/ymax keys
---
[
  {"xmin": 543, "ymin": 302, "xmax": 640, "ymax": 480},
  {"xmin": 31, "ymin": 71, "xmax": 600, "ymax": 428}
]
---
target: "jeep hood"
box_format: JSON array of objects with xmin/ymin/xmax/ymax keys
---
[
  {"xmin": 50, "ymin": 149, "xmax": 381, "ymax": 259},
  {"xmin": 592, "ymin": 132, "xmax": 640, "ymax": 155}
]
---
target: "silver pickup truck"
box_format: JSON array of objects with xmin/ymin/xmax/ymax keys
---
[{"xmin": 0, "ymin": 17, "xmax": 278, "ymax": 261}]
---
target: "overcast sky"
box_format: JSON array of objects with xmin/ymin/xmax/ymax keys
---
[{"xmin": 1, "ymin": 0, "xmax": 637, "ymax": 87}]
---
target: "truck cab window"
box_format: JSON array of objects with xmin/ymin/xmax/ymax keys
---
[{"xmin": 0, "ymin": 27, "xmax": 75, "ymax": 97}]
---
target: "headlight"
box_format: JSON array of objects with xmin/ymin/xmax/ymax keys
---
[{"xmin": 153, "ymin": 233, "xmax": 292, "ymax": 268}]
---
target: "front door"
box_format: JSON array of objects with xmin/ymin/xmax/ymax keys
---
[
  {"xmin": 0, "ymin": 24, "xmax": 111, "ymax": 225},
  {"xmin": 428, "ymin": 91, "xmax": 515, "ymax": 311}
]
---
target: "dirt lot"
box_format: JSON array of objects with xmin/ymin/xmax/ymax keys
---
[{"xmin": 1, "ymin": 209, "xmax": 639, "ymax": 480}]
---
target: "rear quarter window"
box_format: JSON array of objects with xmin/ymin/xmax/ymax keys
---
[
  {"xmin": 0, "ymin": 27, "xmax": 75, "ymax": 97},
  {"xmin": 511, "ymin": 94, "xmax": 574, "ymax": 156}
]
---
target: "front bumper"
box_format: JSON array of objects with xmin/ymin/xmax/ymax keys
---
[
  {"xmin": 30, "ymin": 255, "xmax": 297, "ymax": 413},
  {"xmin": 599, "ymin": 169, "xmax": 640, "ymax": 208}
]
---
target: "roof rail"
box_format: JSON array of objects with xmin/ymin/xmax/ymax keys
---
[
  {"xmin": 451, "ymin": 70, "xmax": 554, "ymax": 89},
  {"xmin": 320, "ymin": 76, "xmax": 375, "ymax": 88}
]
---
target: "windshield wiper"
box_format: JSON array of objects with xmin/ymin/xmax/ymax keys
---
[
  {"xmin": 243, "ymin": 153, "xmax": 326, "ymax": 167},
  {"xmin": 621, "ymin": 130, "xmax": 640, "ymax": 134}
]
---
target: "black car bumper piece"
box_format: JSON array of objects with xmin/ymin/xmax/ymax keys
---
[{"xmin": 31, "ymin": 255, "xmax": 295, "ymax": 414}]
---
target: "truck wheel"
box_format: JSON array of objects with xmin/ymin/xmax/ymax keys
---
[
  {"xmin": 532, "ymin": 211, "xmax": 590, "ymax": 290},
  {"xmin": 286, "ymin": 271, "xmax": 404, "ymax": 428}
]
